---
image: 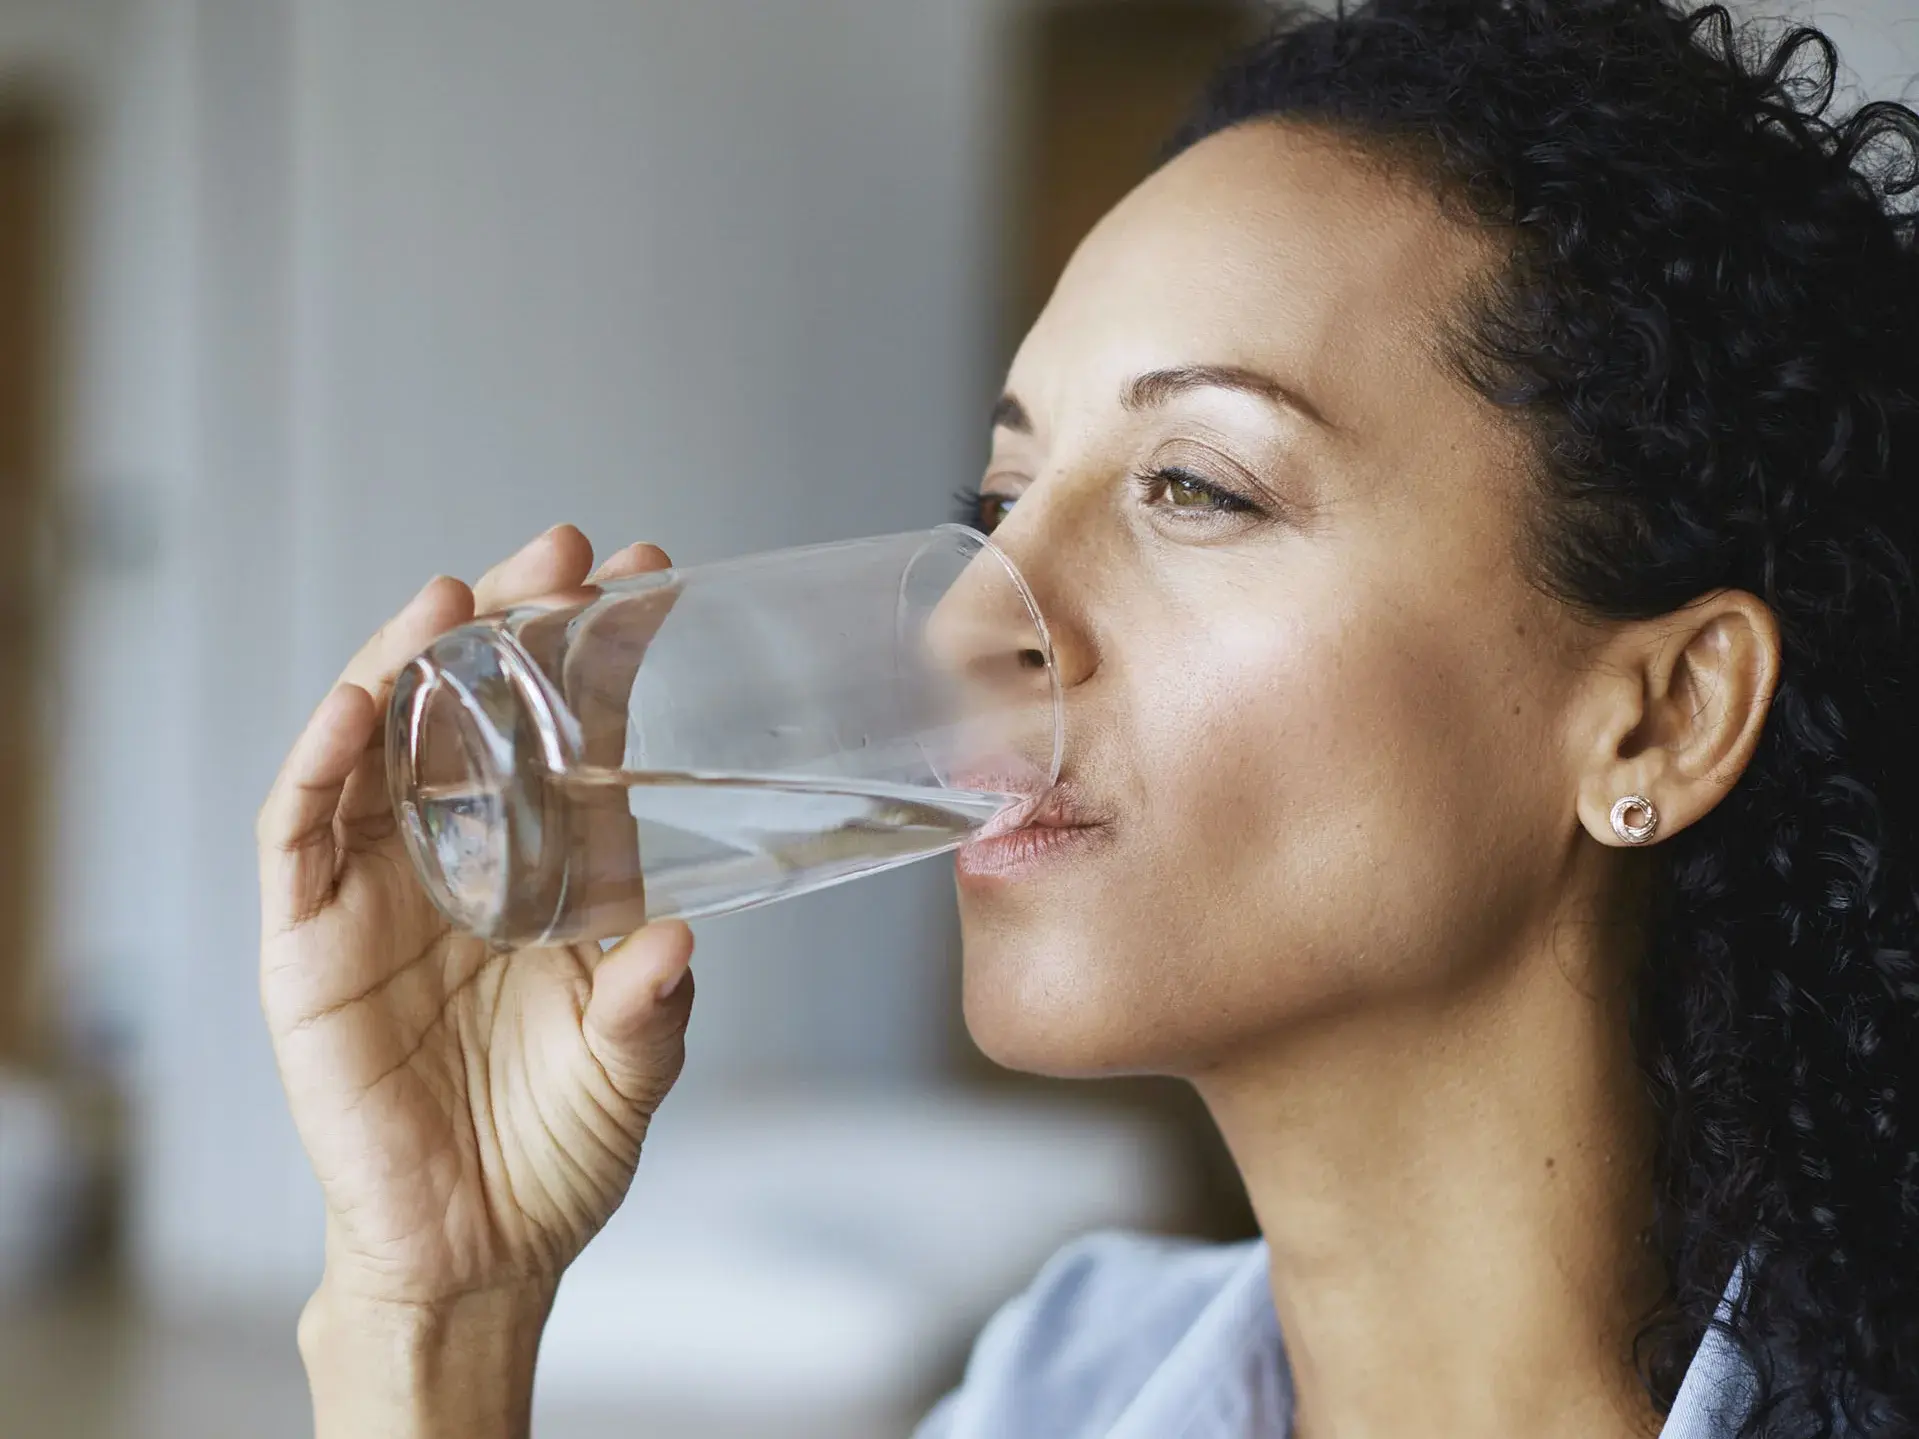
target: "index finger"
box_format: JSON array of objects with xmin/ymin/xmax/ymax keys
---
[
  {"xmin": 334, "ymin": 526, "xmax": 601, "ymax": 708},
  {"xmin": 335, "ymin": 576, "xmax": 476, "ymax": 700}
]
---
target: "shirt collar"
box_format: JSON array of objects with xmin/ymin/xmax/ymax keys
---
[{"xmin": 1149, "ymin": 1242, "xmax": 1761, "ymax": 1439}]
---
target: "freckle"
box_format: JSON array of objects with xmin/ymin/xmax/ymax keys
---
[
  {"xmin": 1545, "ymin": 1156, "xmax": 1556, "ymax": 1172},
  {"xmin": 1515, "ymin": 622, "xmax": 1527, "ymax": 636},
  {"xmin": 1511, "ymin": 703, "xmax": 1522, "ymax": 715}
]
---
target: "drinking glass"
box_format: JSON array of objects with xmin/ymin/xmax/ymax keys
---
[{"xmin": 386, "ymin": 526, "xmax": 1061, "ymax": 947}]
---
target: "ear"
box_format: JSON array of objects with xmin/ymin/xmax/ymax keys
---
[{"xmin": 1572, "ymin": 589, "xmax": 1781, "ymax": 848}]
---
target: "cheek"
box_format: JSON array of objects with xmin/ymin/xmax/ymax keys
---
[
  {"xmin": 959, "ymin": 556, "xmax": 1572, "ymax": 1075},
  {"xmin": 961, "ymin": 599, "xmax": 1378, "ymax": 1068},
  {"xmin": 1132, "ymin": 586, "xmax": 1569, "ymax": 1014}
]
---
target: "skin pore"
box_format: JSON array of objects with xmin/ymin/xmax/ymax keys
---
[{"xmin": 953, "ymin": 121, "xmax": 1780, "ymax": 1438}]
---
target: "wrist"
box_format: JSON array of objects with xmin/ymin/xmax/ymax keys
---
[{"xmin": 300, "ymin": 1276, "xmax": 557, "ymax": 1439}]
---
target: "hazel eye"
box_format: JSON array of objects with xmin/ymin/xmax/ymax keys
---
[
  {"xmin": 954, "ymin": 487, "xmax": 1018, "ymax": 534},
  {"xmin": 1136, "ymin": 466, "xmax": 1258, "ymax": 516},
  {"xmin": 1165, "ymin": 474, "xmax": 1216, "ymax": 507}
]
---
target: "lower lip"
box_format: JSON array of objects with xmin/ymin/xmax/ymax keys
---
[{"xmin": 955, "ymin": 823, "xmax": 1106, "ymax": 883}]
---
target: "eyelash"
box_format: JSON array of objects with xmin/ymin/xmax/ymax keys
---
[
  {"xmin": 953, "ymin": 467, "xmax": 1261, "ymax": 535},
  {"xmin": 1130, "ymin": 465, "xmax": 1260, "ymax": 517}
]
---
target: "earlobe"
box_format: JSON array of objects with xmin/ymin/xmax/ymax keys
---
[{"xmin": 1575, "ymin": 588, "xmax": 1780, "ymax": 848}]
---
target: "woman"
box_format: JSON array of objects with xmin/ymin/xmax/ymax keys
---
[{"xmin": 257, "ymin": 1, "xmax": 1919, "ymax": 1434}]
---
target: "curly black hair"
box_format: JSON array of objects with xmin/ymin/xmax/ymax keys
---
[{"xmin": 1171, "ymin": 1, "xmax": 1919, "ymax": 1433}]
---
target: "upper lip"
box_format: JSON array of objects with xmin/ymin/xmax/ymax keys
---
[
  {"xmin": 963, "ymin": 776, "xmax": 1104, "ymax": 840},
  {"xmin": 1018, "ymin": 784, "xmax": 1100, "ymax": 829}
]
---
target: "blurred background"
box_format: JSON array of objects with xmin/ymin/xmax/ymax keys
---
[{"xmin": 0, "ymin": 1, "xmax": 1912, "ymax": 1436}]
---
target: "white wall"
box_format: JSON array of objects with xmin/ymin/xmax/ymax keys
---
[{"xmin": 1772, "ymin": 0, "xmax": 1919, "ymax": 105}]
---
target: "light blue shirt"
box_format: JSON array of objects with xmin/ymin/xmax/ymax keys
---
[{"xmin": 915, "ymin": 1232, "xmax": 1759, "ymax": 1439}]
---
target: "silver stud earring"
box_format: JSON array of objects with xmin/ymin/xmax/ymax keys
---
[{"xmin": 1609, "ymin": 794, "xmax": 1659, "ymax": 845}]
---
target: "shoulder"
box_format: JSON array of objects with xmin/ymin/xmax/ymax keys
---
[{"xmin": 914, "ymin": 1231, "xmax": 1274, "ymax": 1439}]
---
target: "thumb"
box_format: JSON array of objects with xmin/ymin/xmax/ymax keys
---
[{"xmin": 582, "ymin": 921, "xmax": 696, "ymax": 1108}]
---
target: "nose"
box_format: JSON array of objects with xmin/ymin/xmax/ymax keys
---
[
  {"xmin": 965, "ymin": 489, "xmax": 1099, "ymax": 700},
  {"xmin": 920, "ymin": 535, "xmax": 1054, "ymax": 700},
  {"xmin": 913, "ymin": 527, "xmax": 1067, "ymax": 787}
]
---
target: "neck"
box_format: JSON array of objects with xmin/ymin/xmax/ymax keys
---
[{"xmin": 1195, "ymin": 898, "xmax": 1665, "ymax": 1439}]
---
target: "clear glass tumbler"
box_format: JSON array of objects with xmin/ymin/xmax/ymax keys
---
[{"xmin": 386, "ymin": 526, "xmax": 1061, "ymax": 947}]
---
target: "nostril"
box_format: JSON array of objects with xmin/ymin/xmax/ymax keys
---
[{"xmin": 1018, "ymin": 648, "xmax": 1046, "ymax": 670}]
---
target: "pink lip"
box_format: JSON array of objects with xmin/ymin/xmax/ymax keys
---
[
  {"xmin": 956, "ymin": 778, "xmax": 1108, "ymax": 883},
  {"xmin": 956, "ymin": 822, "xmax": 1105, "ymax": 882}
]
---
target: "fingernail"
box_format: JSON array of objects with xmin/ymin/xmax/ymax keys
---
[
  {"xmin": 655, "ymin": 967, "xmax": 687, "ymax": 1004},
  {"xmin": 411, "ymin": 575, "xmax": 448, "ymax": 605},
  {"xmin": 510, "ymin": 525, "xmax": 563, "ymax": 562},
  {"xmin": 587, "ymin": 542, "xmax": 634, "ymax": 584}
]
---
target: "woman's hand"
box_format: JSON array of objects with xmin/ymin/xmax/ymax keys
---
[{"xmin": 257, "ymin": 527, "xmax": 695, "ymax": 1438}]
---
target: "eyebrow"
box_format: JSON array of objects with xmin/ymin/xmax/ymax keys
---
[
  {"xmin": 990, "ymin": 363, "xmax": 1333, "ymax": 437},
  {"xmin": 990, "ymin": 392, "xmax": 1033, "ymax": 434},
  {"xmin": 1123, "ymin": 364, "xmax": 1333, "ymax": 430}
]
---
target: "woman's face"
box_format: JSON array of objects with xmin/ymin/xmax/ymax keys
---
[{"xmin": 956, "ymin": 122, "xmax": 1605, "ymax": 1078}]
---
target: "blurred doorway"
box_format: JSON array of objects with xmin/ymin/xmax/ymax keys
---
[
  {"xmin": 0, "ymin": 101, "xmax": 55, "ymax": 1067},
  {"xmin": 1007, "ymin": 0, "xmax": 1265, "ymax": 341},
  {"xmin": 980, "ymin": 0, "xmax": 1267, "ymax": 1241}
]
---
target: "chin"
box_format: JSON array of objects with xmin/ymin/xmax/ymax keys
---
[
  {"xmin": 962, "ymin": 991, "xmax": 1129, "ymax": 1078},
  {"xmin": 957, "ymin": 918, "xmax": 1189, "ymax": 1078}
]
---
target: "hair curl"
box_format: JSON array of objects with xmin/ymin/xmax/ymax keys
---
[{"xmin": 1174, "ymin": 1, "xmax": 1919, "ymax": 1433}]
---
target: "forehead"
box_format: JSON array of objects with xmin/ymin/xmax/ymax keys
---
[{"xmin": 1011, "ymin": 122, "xmax": 1495, "ymax": 431}]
